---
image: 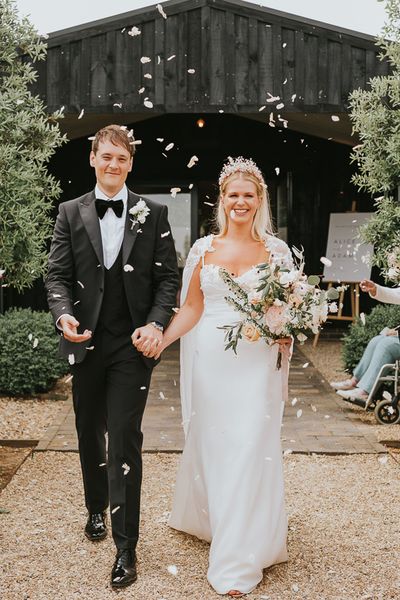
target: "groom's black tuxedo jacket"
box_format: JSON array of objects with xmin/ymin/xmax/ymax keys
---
[{"xmin": 45, "ymin": 189, "xmax": 179, "ymax": 365}]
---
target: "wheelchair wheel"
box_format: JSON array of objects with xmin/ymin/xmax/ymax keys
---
[{"xmin": 374, "ymin": 399, "xmax": 400, "ymax": 425}]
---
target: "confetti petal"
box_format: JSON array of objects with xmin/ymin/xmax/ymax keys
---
[
  {"xmin": 167, "ymin": 565, "xmax": 178, "ymax": 575},
  {"xmin": 187, "ymin": 155, "xmax": 199, "ymax": 168},
  {"xmin": 320, "ymin": 256, "xmax": 332, "ymax": 267},
  {"xmin": 128, "ymin": 26, "xmax": 141, "ymax": 36},
  {"xmin": 124, "ymin": 264, "xmax": 134, "ymax": 272},
  {"xmin": 157, "ymin": 3, "xmax": 168, "ymax": 19},
  {"xmin": 170, "ymin": 187, "xmax": 181, "ymax": 197}
]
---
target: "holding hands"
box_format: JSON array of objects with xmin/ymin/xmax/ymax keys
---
[{"xmin": 131, "ymin": 323, "xmax": 163, "ymax": 358}]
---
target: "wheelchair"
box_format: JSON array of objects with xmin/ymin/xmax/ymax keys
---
[{"xmin": 364, "ymin": 360, "xmax": 400, "ymax": 425}]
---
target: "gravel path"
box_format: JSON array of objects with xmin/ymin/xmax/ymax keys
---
[
  {"xmin": 0, "ymin": 398, "xmax": 67, "ymax": 440},
  {"xmin": 1, "ymin": 452, "xmax": 399, "ymax": 600},
  {"xmin": 0, "ymin": 377, "xmax": 70, "ymax": 440}
]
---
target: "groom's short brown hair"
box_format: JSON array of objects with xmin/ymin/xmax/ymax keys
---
[{"xmin": 92, "ymin": 124, "xmax": 135, "ymax": 157}]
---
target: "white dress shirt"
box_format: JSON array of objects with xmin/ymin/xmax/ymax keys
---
[
  {"xmin": 95, "ymin": 184, "xmax": 127, "ymax": 269},
  {"xmin": 56, "ymin": 185, "xmax": 128, "ymax": 329}
]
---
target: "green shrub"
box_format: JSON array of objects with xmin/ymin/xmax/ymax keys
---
[
  {"xmin": 0, "ymin": 308, "xmax": 68, "ymax": 396},
  {"xmin": 342, "ymin": 303, "xmax": 400, "ymax": 373}
]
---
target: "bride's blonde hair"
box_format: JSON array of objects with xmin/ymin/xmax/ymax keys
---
[{"xmin": 215, "ymin": 157, "xmax": 275, "ymax": 241}]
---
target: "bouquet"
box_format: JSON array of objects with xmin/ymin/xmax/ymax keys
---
[{"xmin": 218, "ymin": 247, "xmax": 339, "ymax": 369}]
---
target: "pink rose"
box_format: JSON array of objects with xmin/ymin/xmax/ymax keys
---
[{"xmin": 264, "ymin": 304, "xmax": 288, "ymax": 335}]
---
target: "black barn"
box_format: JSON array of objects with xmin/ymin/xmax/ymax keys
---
[{"xmin": 10, "ymin": 0, "xmax": 389, "ymax": 309}]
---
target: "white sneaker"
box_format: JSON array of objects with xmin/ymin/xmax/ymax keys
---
[
  {"xmin": 337, "ymin": 388, "xmax": 368, "ymax": 400},
  {"xmin": 330, "ymin": 379, "xmax": 355, "ymax": 391}
]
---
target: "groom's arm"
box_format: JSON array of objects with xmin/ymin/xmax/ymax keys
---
[
  {"xmin": 45, "ymin": 203, "xmax": 75, "ymax": 325},
  {"xmin": 145, "ymin": 205, "xmax": 180, "ymax": 328}
]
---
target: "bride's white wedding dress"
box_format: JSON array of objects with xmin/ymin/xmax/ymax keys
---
[{"xmin": 169, "ymin": 234, "xmax": 292, "ymax": 595}]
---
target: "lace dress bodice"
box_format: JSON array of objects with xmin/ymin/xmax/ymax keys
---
[{"xmin": 184, "ymin": 233, "xmax": 293, "ymax": 319}]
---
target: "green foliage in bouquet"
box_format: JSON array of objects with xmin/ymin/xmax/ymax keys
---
[
  {"xmin": 0, "ymin": 308, "xmax": 68, "ymax": 396},
  {"xmin": 342, "ymin": 303, "xmax": 400, "ymax": 373},
  {"xmin": 0, "ymin": 0, "xmax": 66, "ymax": 291}
]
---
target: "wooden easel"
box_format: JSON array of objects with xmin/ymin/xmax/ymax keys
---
[{"xmin": 313, "ymin": 281, "xmax": 360, "ymax": 347}]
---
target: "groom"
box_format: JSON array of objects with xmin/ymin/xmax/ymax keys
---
[{"xmin": 45, "ymin": 124, "xmax": 179, "ymax": 588}]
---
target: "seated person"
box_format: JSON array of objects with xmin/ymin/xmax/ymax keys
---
[{"xmin": 330, "ymin": 279, "xmax": 400, "ymax": 402}]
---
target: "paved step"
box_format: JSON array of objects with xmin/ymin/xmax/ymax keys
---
[{"xmin": 36, "ymin": 343, "xmax": 387, "ymax": 455}]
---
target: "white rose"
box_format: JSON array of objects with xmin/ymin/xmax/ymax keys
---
[{"xmin": 279, "ymin": 270, "xmax": 297, "ymax": 286}]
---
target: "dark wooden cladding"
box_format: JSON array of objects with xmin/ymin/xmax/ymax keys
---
[
  {"xmin": 328, "ymin": 42, "xmax": 341, "ymax": 105},
  {"xmin": 257, "ymin": 22, "xmax": 273, "ymax": 103},
  {"xmin": 281, "ymin": 28, "xmax": 295, "ymax": 104},
  {"xmin": 36, "ymin": 0, "xmax": 389, "ymax": 116},
  {"xmin": 304, "ymin": 34, "xmax": 318, "ymax": 105},
  {"xmin": 210, "ymin": 9, "xmax": 225, "ymax": 105}
]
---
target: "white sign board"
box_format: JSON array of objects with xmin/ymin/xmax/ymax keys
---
[{"xmin": 323, "ymin": 213, "xmax": 373, "ymax": 282}]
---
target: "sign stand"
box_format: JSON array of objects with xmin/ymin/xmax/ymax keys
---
[
  {"xmin": 313, "ymin": 282, "xmax": 359, "ymax": 347},
  {"xmin": 312, "ymin": 209, "xmax": 372, "ymax": 347}
]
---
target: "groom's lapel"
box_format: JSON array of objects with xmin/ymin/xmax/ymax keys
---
[
  {"xmin": 122, "ymin": 190, "xmax": 141, "ymax": 265},
  {"xmin": 78, "ymin": 191, "xmax": 104, "ymax": 266}
]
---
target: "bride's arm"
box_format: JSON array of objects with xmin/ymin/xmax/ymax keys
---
[
  {"xmin": 139, "ymin": 261, "xmax": 203, "ymax": 359},
  {"xmin": 161, "ymin": 261, "xmax": 203, "ymax": 349}
]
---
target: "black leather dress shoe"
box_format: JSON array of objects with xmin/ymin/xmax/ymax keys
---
[
  {"xmin": 84, "ymin": 512, "xmax": 107, "ymax": 541},
  {"xmin": 111, "ymin": 549, "xmax": 137, "ymax": 589}
]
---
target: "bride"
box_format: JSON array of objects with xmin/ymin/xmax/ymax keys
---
[{"xmin": 138, "ymin": 157, "xmax": 293, "ymax": 596}]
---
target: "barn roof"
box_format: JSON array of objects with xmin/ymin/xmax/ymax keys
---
[{"xmin": 34, "ymin": 0, "xmax": 388, "ymax": 143}]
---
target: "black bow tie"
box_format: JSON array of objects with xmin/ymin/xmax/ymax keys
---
[{"xmin": 95, "ymin": 198, "xmax": 124, "ymax": 219}]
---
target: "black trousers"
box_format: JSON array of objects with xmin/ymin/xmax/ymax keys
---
[{"xmin": 71, "ymin": 329, "xmax": 152, "ymax": 550}]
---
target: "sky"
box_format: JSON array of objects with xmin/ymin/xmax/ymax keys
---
[{"xmin": 15, "ymin": 0, "xmax": 387, "ymax": 37}]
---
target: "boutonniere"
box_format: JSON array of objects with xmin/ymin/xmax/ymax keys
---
[{"xmin": 129, "ymin": 199, "xmax": 150, "ymax": 229}]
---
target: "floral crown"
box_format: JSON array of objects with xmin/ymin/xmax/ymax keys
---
[{"xmin": 218, "ymin": 156, "xmax": 265, "ymax": 188}]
